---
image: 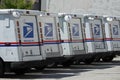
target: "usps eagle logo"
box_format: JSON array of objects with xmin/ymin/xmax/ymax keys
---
[
  {"xmin": 113, "ymin": 25, "xmax": 119, "ymax": 35},
  {"xmin": 23, "ymin": 23, "xmax": 34, "ymax": 38},
  {"xmin": 72, "ymin": 24, "xmax": 79, "ymax": 36},
  {"xmin": 94, "ymin": 24, "xmax": 100, "ymax": 35},
  {"xmin": 44, "ymin": 23, "xmax": 53, "ymax": 37}
]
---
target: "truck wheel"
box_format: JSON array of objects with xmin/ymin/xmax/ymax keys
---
[
  {"xmin": 84, "ymin": 58, "xmax": 94, "ymax": 64},
  {"xmin": 0, "ymin": 60, "xmax": 4, "ymax": 77},
  {"xmin": 102, "ymin": 56, "xmax": 114, "ymax": 62},
  {"xmin": 73, "ymin": 60, "xmax": 80, "ymax": 65},
  {"xmin": 14, "ymin": 68, "xmax": 26, "ymax": 75},
  {"xmin": 47, "ymin": 63, "xmax": 58, "ymax": 68},
  {"xmin": 62, "ymin": 63, "xmax": 71, "ymax": 67},
  {"xmin": 94, "ymin": 58, "xmax": 101, "ymax": 62},
  {"xmin": 62, "ymin": 61, "xmax": 73, "ymax": 67},
  {"xmin": 35, "ymin": 65, "xmax": 46, "ymax": 70}
]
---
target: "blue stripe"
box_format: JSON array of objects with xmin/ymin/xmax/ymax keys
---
[
  {"xmin": 43, "ymin": 42, "xmax": 61, "ymax": 44},
  {"xmin": 61, "ymin": 42, "xmax": 83, "ymax": 43},
  {"xmin": 0, "ymin": 41, "xmax": 84, "ymax": 47},
  {"xmin": 43, "ymin": 42, "xmax": 84, "ymax": 44},
  {"xmin": 43, "ymin": 43, "xmax": 61, "ymax": 45},
  {"xmin": 0, "ymin": 45, "xmax": 41, "ymax": 47},
  {"xmin": 85, "ymin": 40, "xmax": 120, "ymax": 42},
  {"xmin": 105, "ymin": 40, "xmax": 120, "ymax": 41}
]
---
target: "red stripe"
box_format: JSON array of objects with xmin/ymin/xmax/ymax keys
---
[
  {"xmin": 43, "ymin": 39, "xmax": 83, "ymax": 42},
  {"xmin": 85, "ymin": 38, "xmax": 103, "ymax": 40},
  {"xmin": 71, "ymin": 39, "xmax": 83, "ymax": 42},
  {"xmin": 104, "ymin": 38, "xmax": 112, "ymax": 40},
  {"xmin": 62, "ymin": 40, "xmax": 71, "ymax": 42},
  {"xmin": 105, "ymin": 38, "xmax": 112, "ymax": 40},
  {"xmin": 84, "ymin": 38, "xmax": 93, "ymax": 40},
  {"xmin": 0, "ymin": 42, "xmax": 42, "ymax": 44},
  {"xmin": 105, "ymin": 38, "xmax": 120, "ymax": 40},
  {"xmin": 43, "ymin": 40, "xmax": 61, "ymax": 42},
  {"xmin": 112, "ymin": 38, "xmax": 120, "ymax": 40},
  {"xmin": 21, "ymin": 42, "xmax": 39, "ymax": 44},
  {"xmin": 0, "ymin": 42, "xmax": 19, "ymax": 44}
]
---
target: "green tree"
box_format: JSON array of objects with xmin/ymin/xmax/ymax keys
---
[{"xmin": 0, "ymin": 0, "xmax": 33, "ymax": 9}]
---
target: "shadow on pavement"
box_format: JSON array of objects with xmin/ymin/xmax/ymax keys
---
[{"xmin": 1, "ymin": 60, "xmax": 120, "ymax": 79}]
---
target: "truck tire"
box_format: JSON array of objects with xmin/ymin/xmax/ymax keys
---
[
  {"xmin": 94, "ymin": 58, "xmax": 101, "ymax": 62},
  {"xmin": 35, "ymin": 65, "xmax": 46, "ymax": 70},
  {"xmin": 73, "ymin": 60, "xmax": 80, "ymax": 65},
  {"xmin": 0, "ymin": 59, "xmax": 4, "ymax": 77},
  {"xmin": 47, "ymin": 63, "xmax": 58, "ymax": 68},
  {"xmin": 14, "ymin": 68, "xmax": 27, "ymax": 75},
  {"xmin": 102, "ymin": 56, "xmax": 114, "ymax": 62},
  {"xmin": 84, "ymin": 58, "xmax": 94, "ymax": 64},
  {"xmin": 62, "ymin": 63, "xmax": 71, "ymax": 67},
  {"xmin": 62, "ymin": 61, "xmax": 73, "ymax": 67}
]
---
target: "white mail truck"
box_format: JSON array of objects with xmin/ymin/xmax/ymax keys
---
[
  {"xmin": 83, "ymin": 15, "xmax": 108, "ymax": 62},
  {"xmin": 102, "ymin": 16, "xmax": 119, "ymax": 61},
  {"xmin": 55, "ymin": 14, "xmax": 91, "ymax": 66},
  {"xmin": 37, "ymin": 13, "xmax": 64, "ymax": 67},
  {"xmin": 0, "ymin": 9, "xmax": 45, "ymax": 76}
]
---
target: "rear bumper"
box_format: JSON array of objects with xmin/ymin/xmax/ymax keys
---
[
  {"xmin": 46, "ymin": 56, "xmax": 65, "ymax": 64},
  {"xmin": 10, "ymin": 60, "xmax": 45, "ymax": 70},
  {"xmin": 70, "ymin": 51, "xmax": 116, "ymax": 61},
  {"xmin": 72, "ymin": 53, "xmax": 96, "ymax": 61},
  {"xmin": 94, "ymin": 51, "xmax": 115, "ymax": 58},
  {"xmin": 113, "ymin": 51, "xmax": 120, "ymax": 56}
]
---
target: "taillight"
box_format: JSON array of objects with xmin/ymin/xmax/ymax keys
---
[
  {"xmin": 18, "ymin": 34, "xmax": 21, "ymax": 39},
  {"xmin": 39, "ymin": 22, "xmax": 42, "ymax": 27},
  {"xmin": 16, "ymin": 21, "xmax": 19, "ymax": 26}
]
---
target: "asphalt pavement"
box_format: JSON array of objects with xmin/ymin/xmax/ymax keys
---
[{"xmin": 1, "ymin": 56, "xmax": 120, "ymax": 80}]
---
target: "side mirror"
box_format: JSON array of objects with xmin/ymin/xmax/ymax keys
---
[
  {"xmin": 64, "ymin": 15, "xmax": 72, "ymax": 22},
  {"xmin": 12, "ymin": 11, "xmax": 21, "ymax": 18},
  {"xmin": 106, "ymin": 17, "xmax": 113, "ymax": 21}
]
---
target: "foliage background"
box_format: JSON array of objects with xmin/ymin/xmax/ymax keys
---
[{"xmin": 0, "ymin": 0, "xmax": 33, "ymax": 9}]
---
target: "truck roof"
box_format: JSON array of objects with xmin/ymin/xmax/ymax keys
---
[{"xmin": 0, "ymin": 9, "xmax": 40, "ymax": 15}]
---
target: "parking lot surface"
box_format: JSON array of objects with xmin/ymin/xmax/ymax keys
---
[{"xmin": 1, "ymin": 56, "xmax": 120, "ymax": 80}]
